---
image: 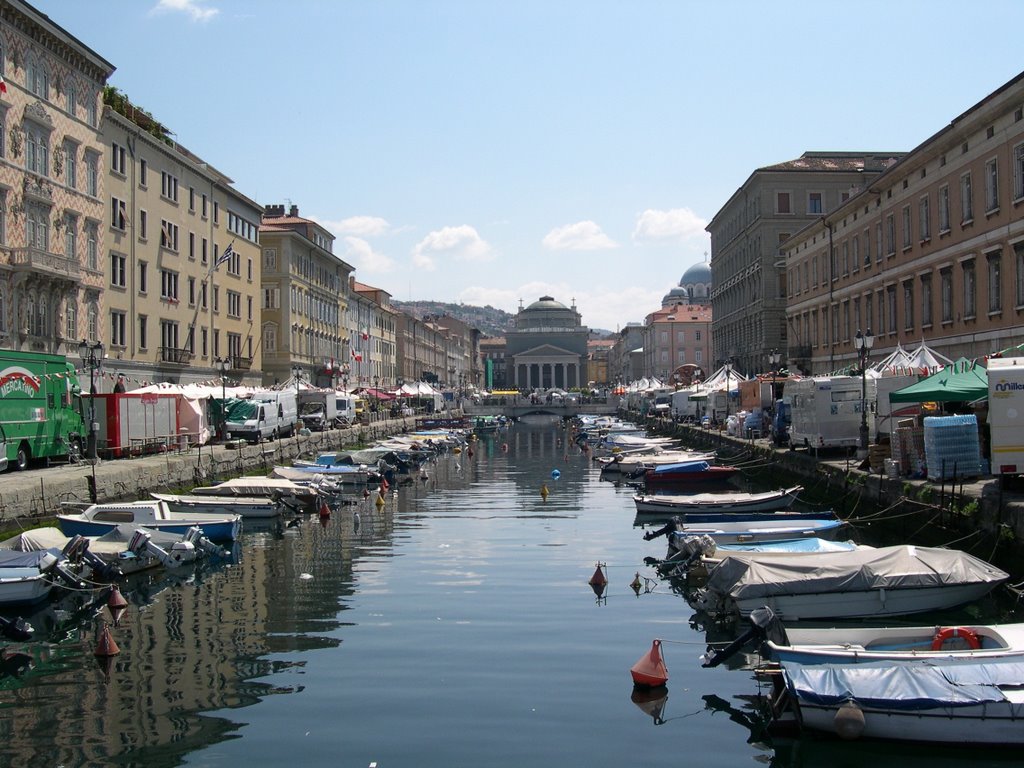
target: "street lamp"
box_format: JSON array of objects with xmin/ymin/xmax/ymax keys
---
[
  {"xmin": 854, "ymin": 328, "xmax": 875, "ymax": 453},
  {"xmin": 342, "ymin": 364, "xmax": 350, "ymax": 392},
  {"xmin": 768, "ymin": 348, "xmax": 782, "ymax": 415},
  {"xmin": 291, "ymin": 364, "xmax": 303, "ymax": 394},
  {"xmin": 78, "ymin": 339, "xmax": 104, "ymax": 461},
  {"xmin": 216, "ymin": 357, "xmax": 229, "ymax": 439}
]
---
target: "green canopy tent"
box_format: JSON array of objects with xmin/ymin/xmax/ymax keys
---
[{"xmin": 888, "ymin": 358, "xmax": 988, "ymax": 403}]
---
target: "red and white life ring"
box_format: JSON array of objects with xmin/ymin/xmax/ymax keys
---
[{"xmin": 930, "ymin": 626, "xmax": 981, "ymax": 651}]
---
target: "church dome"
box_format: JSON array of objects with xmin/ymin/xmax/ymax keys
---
[
  {"xmin": 516, "ymin": 296, "xmax": 581, "ymax": 330},
  {"xmin": 524, "ymin": 296, "xmax": 569, "ymax": 311},
  {"xmin": 680, "ymin": 261, "xmax": 712, "ymax": 286}
]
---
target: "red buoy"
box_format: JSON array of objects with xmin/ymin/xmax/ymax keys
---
[
  {"xmin": 319, "ymin": 500, "xmax": 331, "ymax": 518},
  {"xmin": 362, "ymin": 488, "xmax": 371, "ymax": 499},
  {"xmin": 107, "ymin": 585, "xmax": 128, "ymax": 610},
  {"xmin": 381, "ymin": 477, "xmax": 389, "ymax": 492},
  {"xmin": 94, "ymin": 624, "xmax": 121, "ymax": 658},
  {"xmin": 631, "ymin": 639, "xmax": 668, "ymax": 687},
  {"xmin": 588, "ymin": 563, "xmax": 607, "ymax": 588}
]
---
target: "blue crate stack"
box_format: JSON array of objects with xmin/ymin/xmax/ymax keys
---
[{"xmin": 923, "ymin": 414, "xmax": 981, "ymax": 481}]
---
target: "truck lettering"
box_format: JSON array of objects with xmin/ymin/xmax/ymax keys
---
[
  {"xmin": 994, "ymin": 379, "xmax": 1024, "ymax": 392},
  {"xmin": 0, "ymin": 367, "xmax": 40, "ymax": 397}
]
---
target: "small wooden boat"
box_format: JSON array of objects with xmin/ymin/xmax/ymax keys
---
[
  {"xmin": 767, "ymin": 621, "xmax": 1024, "ymax": 664},
  {"xmin": 699, "ymin": 545, "xmax": 1008, "ymax": 620},
  {"xmin": 643, "ymin": 460, "xmax": 738, "ymax": 487},
  {"xmin": 633, "ymin": 486, "xmax": 802, "ymax": 517},
  {"xmin": 57, "ymin": 501, "xmax": 241, "ymax": 542},
  {"xmin": 151, "ymin": 493, "xmax": 281, "ymax": 519},
  {"xmin": 770, "ymin": 656, "xmax": 1024, "ymax": 744}
]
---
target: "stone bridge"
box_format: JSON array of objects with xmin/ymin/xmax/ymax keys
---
[{"xmin": 463, "ymin": 400, "xmax": 618, "ymax": 419}]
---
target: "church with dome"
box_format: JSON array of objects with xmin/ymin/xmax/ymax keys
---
[
  {"xmin": 662, "ymin": 260, "xmax": 712, "ymax": 308},
  {"xmin": 505, "ymin": 296, "xmax": 589, "ymax": 390}
]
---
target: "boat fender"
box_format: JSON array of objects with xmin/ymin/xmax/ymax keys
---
[
  {"xmin": 931, "ymin": 626, "xmax": 981, "ymax": 651},
  {"xmin": 833, "ymin": 700, "xmax": 865, "ymax": 740}
]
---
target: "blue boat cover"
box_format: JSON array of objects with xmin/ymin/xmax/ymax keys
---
[
  {"xmin": 784, "ymin": 657, "xmax": 1024, "ymax": 710},
  {"xmin": 0, "ymin": 548, "xmax": 57, "ymax": 568},
  {"xmin": 651, "ymin": 460, "xmax": 710, "ymax": 474},
  {"xmin": 716, "ymin": 538, "xmax": 857, "ymax": 554}
]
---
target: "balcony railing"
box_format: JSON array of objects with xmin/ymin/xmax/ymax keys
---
[
  {"xmin": 159, "ymin": 346, "xmax": 193, "ymax": 365},
  {"xmin": 229, "ymin": 355, "xmax": 252, "ymax": 371},
  {"xmin": 9, "ymin": 247, "xmax": 81, "ymax": 282}
]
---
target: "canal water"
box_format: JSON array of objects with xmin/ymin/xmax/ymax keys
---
[{"xmin": 1, "ymin": 421, "xmax": 1023, "ymax": 767}]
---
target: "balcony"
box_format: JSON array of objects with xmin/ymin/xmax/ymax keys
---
[
  {"xmin": 159, "ymin": 346, "xmax": 194, "ymax": 365},
  {"xmin": 229, "ymin": 355, "xmax": 252, "ymax": 371},
  {"xmin": 9, "ymin": 247, "xmax": 81, "ymax": 282}
]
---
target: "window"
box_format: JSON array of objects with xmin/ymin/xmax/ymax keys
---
[
  {"xmin": 65, "ymin": 302, "xmax": 76, "ymax": 341},
  {"xmin": 863, "ymin": 228, "xmax": 871, "ymax": 265},
  {"xmin": 988, "ymin": 249, "xmax": 1002, "ymax": 313},
  {"xmin": 985, "ymin": 158, "xmax": 999, "ymax": 212},
  {"xmin": 160, "ymin": 269, "xmax": 179, "ymax": 301},
  {"xmin": 26, "ymin": 56, "xmax": 48, "ymax": 100},
  {"xmin": 139, "ymin": 261, "xmax": 148, "ymax": 293},
  {"xmin": 808, "ymin": 192, "xmax": 822, "ymax": 214},
  {"xmin": 921, "ymin": 274, "xmax": 932, "ymax": 327},
  {"xmin": 63, "ymin": 212, "xmax": 77, "ymax": 259},
  {"xmin": 201, "ymin": 283, "xmax": 207, "ymax": 309},
  {"xmin": 201, "ymin": 327, "xmax": 208, "ymax": 357},
  {"xmin": 86, "ymin": 92, "xmax": 97, "ymax": 127},
  {"xmin": 139, "ymin": 158, "xmax": 147, "ymax": 187},
  {"xmin": 64, "ymin": 140, "xmax": 77, "ymax": 189},
  {"xmin": 110, "ymin": 197, "xmax": 126, "ymax": 230},
  {"xmin": 941, "ymin": 269, "xmax": 953, "ymax": 322},
  {"xmin": 263, "ymin": 325, "xmax": 277, "ymax": 354},
  {"xmin": 919, "ymin": 195, "xmax": 930, "ymax": 240},
  {"xmin": 110, "ymin": 142, "xmax": 126, "ymax": 175},
  {"xmin": 961, "ymin": 172, "xmax": 974, "ymax": 222},
  {"xmin": 938, "ymin": 185, "xmax": 950, "ymax": 232},
  {"xmin": 886, "ymin": 286, "xmax": 897, "ymax": 334},
  {"xmin": 852, "ymin": 236, "xmax": 860, "ymax": 272},
  {"xmin": 247, "ymin": 295, "xmax": 253, "ymax": 321},
  {"xmin": 188, "ymin": 232, "xmax": 195, "ymax": 260},
  {"xmin": 160, "ymin": 320, "xmax": 180, "ymax": 352},
  {"xmin": 138, "ymin": 315, "xmax": 147, "ymax": 350},
  {"xmin": 201, "ymin": 237, "xmax": 208, "ymax": 264},
  {"xmin": 695, "ymin": 330, "xmax": 701, "ymax": 341},
  {"xmin": 160, "ymin": 171, "xmax": 179, "ymax": 202},
  {"xmin": 138, "ymin": 209, "xmax": 147, "ymax": 240},
  {"xmin": 213, "ymin": 201, "xmax": 219, "ymax": 224},
  {"xmin": 188, "ymin": 276, "xmax": 196, "ymax": 306},
  {"xmin": 901, "ymin": 205, "xmax": 912, "ymax": 249},
  {"xmin": 85, "ymin": 152, "xmax": 98, "ymax": 196},
  {"xmin": 963, "ymin": 259, "xmax": 976, "ymax": 319},
  {"xmin": 86, "ymin": 222, "xmax": 98, "ymax": 270},
  {"xmin": 25, "ymin": 203, "xmax": 49, "ymax": 250},
  {"xmin": 776, "ymin": 192, "xmax": 791, "ymax": 214},
  {"xmin": 1015, "ymin": 143, "xmax": 1024, "ymax": 201},
  {"xmin": 87, "ymin": 299, "xmax": 98, "ymax": 341},
  {"xmin": 66, "ymin": 82, "xmax": 76, "ymax": 117},
  {"xmin": 160, "ymin": 220, "xmax": 179, "ymax": 251},
  {"xmin": 1016, "ymin": 242, "xmax": 1024, "ymax": 308},
  {"xmin": 189, "ymin": 187, "xmax": 195, "ymax": 212},
  {"xmin": 0, "ymin": 189, "xmax": 6, "ymax": 246},
  {"xmin": 263, "ymin": 286, "xmax": 280, "ymax": 309},
  {"xmin": 25, "ymin": 123, "xmax": 49, "ymax": 176},
  {"xmin": 110, "ymin": 310, "xmax": 126, "ymax": 347},
  {"xmin": 110, "ymin": 252, "xmax": 127, "ymax": 287},
  {"xmin": 903, "ymin": 281, "xmax": 914, "ymax": 330},
  {"xmin": 227, "ymin": 290, "xmax": 241, "ymax": 318},
  {"xmin": 885, "ymin": 214, "xmax": 895, "ymax": 255},
  {"xmin": 841, "ymin": 241, "xmax": 849, "ymax": 275},
  {"xmin": 202, "ymin": 194, "xmax": 208, "ymax": 218},
  {"xmin": 263, "ymin": 248, "xmax": 277, "ymax": 270}
]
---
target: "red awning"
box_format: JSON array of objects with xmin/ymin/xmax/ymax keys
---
[{"xmin": 363, "ymin": 388, "xmax": 396, "ymax": 401}]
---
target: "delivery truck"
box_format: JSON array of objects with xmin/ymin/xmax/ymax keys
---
[
  {"xmin": 224, "ymin": 390, "xmax": 298, "ymax": 443},
  {"xmin": 786, "ymin": 375, "xmax": 875, "ymax": 451},
  {"xmin": 0, "ymin": 349, "xmax": 87, "ymax": 469},
  {"xmin": 987, "ymin": 357, "xmax": 1024, "ymax": 478},
  {"xmin": 298, "ymin": 389, "xmax": 338, "ymax": 431}
]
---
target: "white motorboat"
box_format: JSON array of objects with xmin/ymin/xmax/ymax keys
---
[
  {"xmin": 0, "ymin": 549, "xmax": 60, "ymax": 606},
  {"xmin": 767, "ymin": 621, "xmax": 1024, "ymax": 664},
  {"xmin": 655, "ymin": 514, "xmax": 844, "ymax": 548},
  {"xmin": 57, "ymin": 501, "xmax": 241, "ymax": 542},
  {"xmin": 633, "ymin": 486, "xmax": 802, "ymax": 516},
  {"xmin": 699, "ymin": 544, "xmax": 1008, "ymax": 620},
  {"xmin": 772, "ymin": 656, "xmax": 1024, "ymax": 744},
  {"xmin": 191, "ymin": 477, "xmax": 320, "ymax": 513},
  {"xmin": 602, "ymin": 450, "xmax": 716, "ymax": 475},
  {"xmin": 151, "ymin": 493, "xmax": 281, "ymax": 519}
]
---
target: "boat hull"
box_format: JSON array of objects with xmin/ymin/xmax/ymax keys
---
[
  {"xmin": 633, "ymin": 487, "xmax": 800, "ymax": 516},
  {"xmin": 151, "ymin": 494, "xmax": 280, "ymax": 519},
  {"xmin": 670, "ymin": 519, "xmax": 843, "ymax": 546},
  {"xmin": 0, "ymin": 570, "xmax": 52, "ymax": 605},
  {"xmin": 58, "ymin": 516, "xmax": 240, "ymax": 542}
]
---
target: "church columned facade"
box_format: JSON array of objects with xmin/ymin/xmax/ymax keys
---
[{"xmin": 506, "ymin": 296, "xmax": 588, "ymax": 390}]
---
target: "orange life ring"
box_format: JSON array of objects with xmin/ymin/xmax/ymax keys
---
[{"xmin": 931, "ymin": 626, "xmax": 981, "ymax": 651}]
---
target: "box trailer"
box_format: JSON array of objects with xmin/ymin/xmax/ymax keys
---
[
  {"xmin": 90, "ymin": 392, "xmax": 181, "ymax": 458},
  {"xmin": 874, "ymin": 373, "xmax": 922, "ymax": 440},
  {"xmin": 988, "ymin": 357, "xmax": 1024, "ymax": 476},
  {"xmin": 298, "ymin": 390, "xmax": 338, "ymax": 431},
  {"xmin": 0, "ymin": 349, "xmax": 86, "ymax": 469},
  {"xmin": 787, "ymin": 375, "xmax": 875, "ymax": 450}
]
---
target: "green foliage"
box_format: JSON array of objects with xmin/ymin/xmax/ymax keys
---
[{"xmin": 103, "ymin": 86, "xmax": 173, "ymax": 146}]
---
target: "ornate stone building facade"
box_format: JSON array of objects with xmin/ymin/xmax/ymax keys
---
[{"xmin": 505, "ymin": 296, "xmax": 588, "ymax": 389}]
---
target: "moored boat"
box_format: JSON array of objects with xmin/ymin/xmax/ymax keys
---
[
  {"xmin": 643, "ymin": 460, "xmax": 738, "ymax": 488},
  {"xmin": 57, "ymin": 501, "xmax": 241, "ymax": 542},
  {"xmin": 151, "ymin": 493, "xmax": 281, "ymax": 519},
  {"xmin": 633, "ymin": 486, "xmax": 802, "ymax": 517}
]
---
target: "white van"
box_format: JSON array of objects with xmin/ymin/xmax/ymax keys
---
[
  {"xmin": 334, "ymin": 393, "xmax": 358, "ymax": 426},
  {"xmin": 787, "ymin": 375, "xmax": 874, "ymax": 450},
  {"xmin": 224, "ymin": 390, "xmax": 298, "ymax": 442}
]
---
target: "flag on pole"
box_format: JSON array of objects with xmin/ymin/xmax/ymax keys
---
[
  {"xmin": 216, "ymin": 241, "xmax": 236, "ymax": 267},
  {"xmin": 0, "ymin": 75, "xmax": 7, "ymax": 95}
]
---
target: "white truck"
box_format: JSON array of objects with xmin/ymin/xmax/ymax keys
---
[
  {"xmin": 786, "ymin": 375, "xmax": 875, "ymax": 450},
  {"xmin": 987, "ymin": 357, "xmax": 1024, "ymax": 477},
  {"xmin": 298, "ymin": 390, "xmax": 338, "ymax": 431},
  {"xmin": 224, "ymin": 390, "xmax": 298, "ymax": 443}
]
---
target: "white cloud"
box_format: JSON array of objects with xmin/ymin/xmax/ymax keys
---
[
  {"xmin": 151, "ymin": 0, "xmax": 219, "ymax": 22},
  {"xmin": 632, "ymin": 207, "xmax": 708, "ymax": 242},
  {"xmin": 342, "ymin": 237, "xmax": 395, "ymax": 273},
  {"xmin": 328, "ymin": 216, "xmax": 391, "ymax": 237},
  {"xmin": 411, "ymin": 225, "xmax": 493, "ymax": 272},
  {"xmin": 541, "ymin": 221, "xmax": 617, "ymax": 251}
]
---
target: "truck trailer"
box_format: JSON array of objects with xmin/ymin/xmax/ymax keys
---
[
  {"xmin": 786, "ymin": 375, "xmax": 875, "ymax": 451},
  {"xmin": 988, "ymin": 357, "xmax": 1024, "ymax": 477},
  {"xmin": 0, "ymin": 349, "xmax": 86, "ymax": 469}
]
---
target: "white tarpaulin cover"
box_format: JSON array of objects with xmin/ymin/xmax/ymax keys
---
[{"xmin": 706, "ymin": 545, "xmax": 1007, "ymax": 601}]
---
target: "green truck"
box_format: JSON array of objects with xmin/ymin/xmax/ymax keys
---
[{"xmin": 0, "ymin": 349, "xmax": 86, "ymax": 470}]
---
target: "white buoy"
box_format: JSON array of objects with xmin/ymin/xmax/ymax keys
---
[{"xmin": 833, "ymin": 699, "xmax": 865, "ymax": 740}]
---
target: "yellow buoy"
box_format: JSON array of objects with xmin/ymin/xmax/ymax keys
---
[
  {"xmin": 454, "ymin": 447, "xmax": 462, "ymax": 454},
  {"xmin": 540, "ymin": 483, "xmax": 549, "ymax": 500},
  {"xmin": 375, "ymin": 493, "xmax": 386, "ymax": 508}
]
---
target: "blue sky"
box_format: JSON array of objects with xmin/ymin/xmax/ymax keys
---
[{"xmin": 32, "ymin": 0, "xmax": 1024, "ymax": 331}]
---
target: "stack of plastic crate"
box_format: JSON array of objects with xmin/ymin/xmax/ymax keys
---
[{"xmin": 923, "ymin": 414, "xmax": 981, "ymax": 480}]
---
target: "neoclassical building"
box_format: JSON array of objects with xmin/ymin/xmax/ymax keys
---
[{"xmin": 505, "ymin": 296, "xmax": 588, "ymax": 390}]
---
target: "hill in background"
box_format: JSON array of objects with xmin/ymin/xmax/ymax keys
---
[{"xmin": 391, "ymin": 300, "xmax": 514, "ymax": 338}]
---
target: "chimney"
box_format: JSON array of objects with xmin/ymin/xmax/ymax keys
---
[
  {"xmin": 263, "ymin": 204, "xmax": 285, "ymax": 218},
  {"xmin": 289, "ymin": 204, "xmax": 299, "ymax": 218}
]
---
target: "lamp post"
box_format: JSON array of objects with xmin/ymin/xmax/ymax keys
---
[
  {"xmin": 216, "ymin": 357, "xmax": 229, "ymax": 439},
  {"xmin": 291, "ymin": 364, "xmax": 303, "ymax": 394},
  {"xmin": 768, "ymin": 348, "xmax": 781, "ymax": 414},
  {"xmin": 78, "ymin": 339, "xmax": 104, "ymax": 461},
  {"xmin": 854, "ymin": 328, "xmax": 874, "ymax": 453},
  {"xmin": 723, "ymin": 360, "xmax": 731, "ymax": 428},
  {"xmin": 342, "ymin": 364, "xmax": 350, "ymax": 392}
]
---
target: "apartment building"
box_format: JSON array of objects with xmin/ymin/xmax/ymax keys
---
[
  {"xmin": 707, "ymin": 152, "xmax": 899, "ymax": 376},
  {"xmin": 260, "ymin": 204, "xmax": 353, "ymax": 388},
  {"xmin": 642, "ymin": 304, "xmax": 711, "ymax": 384},
  {"xmin": 102, "ymin": 95, "xmax": 263, "ymax": 386},
  {"xmin": 0, "ymin": 1, "xmax": 114, "ymax": 358},
  {"xmin": 351, "ymin": 278, "xmax": 397, "ymax": 388},
  {"xmin": 396, "ymin": 311, "xmax": 450, "ymax": 385},
  {"xmin": 783, "ymin": 72, "xmax": 1024, "ymax": 373}
]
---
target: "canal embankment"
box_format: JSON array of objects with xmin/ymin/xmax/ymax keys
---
[{"xmin": 0, "ymin": 415, "xmax": 418, "ymax": 525}]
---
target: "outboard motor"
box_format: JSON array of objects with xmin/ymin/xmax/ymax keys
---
[
  {"xmin": 701, "ymin": 606, "xmax": 781, "ymax": 668},
  {"xmin": 183, "ymin": 526, "xmax": 230, "ymax": 559},
  {"xmin": 643, "ymin": 516, "xmax": 685, "ymax": 541},
  {"xmin": 0, "ymin": 615, "xmax": 33, "ymax": 642}
]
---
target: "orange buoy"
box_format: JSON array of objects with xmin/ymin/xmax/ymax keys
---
[
  {"xmin": 631, "ymin": 639, "xmax": 668, "ymax": 687},
  {"xmin": 319, "ymin": 500, "xmax": 331, "ymax": 518},
  {"xmin": 107, "ymin": 585, "xmax": 128, "ymax": 610},
  {"xmin": 94, "ymin": 624, "xmax": 121, "ymax": 658},
  {"xmin": 381, "ymin": 477, "xmax": 389, "ymax": 492},
  {"xmin": 540, "ymin": 483, "xmax": 549, "ymax": 500}
]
